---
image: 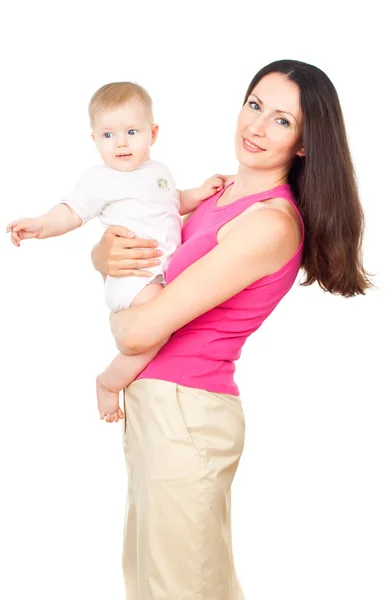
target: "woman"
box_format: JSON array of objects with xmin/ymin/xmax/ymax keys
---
[{"xmin": 91, "ymin": 59, "xmax": 371, "ymax": 599}]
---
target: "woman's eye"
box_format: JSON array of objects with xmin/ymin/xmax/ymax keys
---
[
  {"xmin": 277, "ymin": 118, "xmax": 290, "ymax": 127},
  {"xmin": 128, "ymin": 129, "xmax": 136, "ymax": 135},
  {"xmin": 104, "ymin": 133, "xmax": 112, "ymax": 138},
  {"xmin": 248, "ymin": 101, "xmax": 260, "ymax": 110}
]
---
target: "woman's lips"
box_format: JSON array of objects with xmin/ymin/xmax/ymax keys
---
[{"xmin": 242, "ymin": 137, "xmax": 266, "ymax": 153}]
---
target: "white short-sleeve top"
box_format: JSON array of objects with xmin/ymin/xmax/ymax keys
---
[{"xmin": 62, "ymin": 159, "xmax": 182, "ymax": 249}]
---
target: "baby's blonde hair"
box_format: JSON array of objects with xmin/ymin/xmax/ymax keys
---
[{"xmin": 88, "ymin": 82, "xmax": 153, "ymax": 128}]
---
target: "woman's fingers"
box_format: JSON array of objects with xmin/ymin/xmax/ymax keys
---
[
  {"xmin": 111, "ymin": 256, "xmax": 161, "ymax": 268},
  {"xmin": 114, "ymin": 236, "xmax": 159, "ymax": 250},
  {"xmin": 109, "ymin": 269, "xmax": 154, "ymax": 277},
  {"xmin": 108, "ymin": 266, "xmax": 156, "ymax": 277},
  {"xmin": 107, "ymin": 254, "xmax": 162, "ymax": 277},
  {"xmin": 112, "ymin": 246, "xmax": 162, "ymax": 259},
  {"xmin": 100, "ymin": 227, "xmax": 162, "ymax": 277},
  {"xmin": 104, "ymin": 225, "xmax": 135, "ymax": 238}
]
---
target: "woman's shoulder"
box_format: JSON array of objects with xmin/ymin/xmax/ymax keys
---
[
  {"xmin": 261, "ymin": 195, "xmax": 302, "ymax": 225},
  {"xmin": 217, "ymin": 203, "xmax": 302, "ymax": 277},
  {"xmin": 216, "ymin": 194, "xmax": 301, "ymax": 243},
  {"xmin": 226, "ymin": 203, "xmax": 299, "ymax": 241}
]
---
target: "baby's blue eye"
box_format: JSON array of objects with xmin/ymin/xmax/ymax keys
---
[
  {"xmin": 128, "ymin": 129, "xmax": 136, "ymax": 135},
  {"xmin": 104, "ymin": 133, "xmax": 112, "ymax": 138}
]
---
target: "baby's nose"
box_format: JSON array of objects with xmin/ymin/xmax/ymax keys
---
[{"xmin": 117, "ymin": 136, "xmax": 129, "ymax": 147}]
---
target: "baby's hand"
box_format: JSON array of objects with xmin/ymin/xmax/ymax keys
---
[
  {"xmin": 6, "ymin": 218, "xmax": 43, "ymax": 247},
  {"xmin": 197, "ymin": 174, "xmax": 228, "ymax": 201}
]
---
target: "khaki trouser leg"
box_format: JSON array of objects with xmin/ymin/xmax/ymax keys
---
[{"xmin": 122, "ymin": 379, "xmax": 246, "ymax": 600}]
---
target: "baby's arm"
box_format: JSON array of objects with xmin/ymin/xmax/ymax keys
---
[
  {"xmin": 6, "ymin": 204, "xmax": 82, "ymax": 246},
  {"xmin": 178, "ymin": 173, "xmax": 227, "ymax": 215}
]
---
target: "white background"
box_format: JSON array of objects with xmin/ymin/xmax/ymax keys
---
[{"xmin": 1, "ymin": 1, "xmax": 387, "ymax": 599}]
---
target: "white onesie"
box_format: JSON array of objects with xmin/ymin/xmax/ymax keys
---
[{"xmin": 63, "ymin": 160, "xmax": 182, "ymax": 311}]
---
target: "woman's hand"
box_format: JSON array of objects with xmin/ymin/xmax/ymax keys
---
[{"xmin": 91, "ymin": 225, "xmax": 163, "ymax": 277}]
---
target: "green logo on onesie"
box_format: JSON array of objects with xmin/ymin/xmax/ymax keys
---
[{"xmin": 157, "ymin": 177, "xmax": 169, "ymax": 190}]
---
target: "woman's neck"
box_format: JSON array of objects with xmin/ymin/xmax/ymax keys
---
[{"xmin": 228, "ymin": 165, "xmax": 289, "ymax": 201}]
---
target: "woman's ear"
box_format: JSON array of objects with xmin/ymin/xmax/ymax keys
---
[
  {"xmin": 151, "ymin": 124, "xmax": 159, "ymax": 145},
  {"xmin": 296, "ymin": 146, "xmax": 305, "ymax": 157}
]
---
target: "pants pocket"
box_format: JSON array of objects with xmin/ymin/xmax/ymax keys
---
[
  {"xmin": 172, "ymin": 384, "xmax": 204, "ymax": 456},
  {"xmin": 235, "ymin": 394, "xmax": 246, "ymax": 427}
]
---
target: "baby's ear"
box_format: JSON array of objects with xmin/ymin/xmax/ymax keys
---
[
  {"xmin": 151, "ymin": 124, "xmax": 159, "ymax": 145},
  {"xmin": 91, "ymin": 132, "xmax": 95, "ymax": 142}
]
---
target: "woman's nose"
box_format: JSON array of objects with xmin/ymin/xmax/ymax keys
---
[{"xmin": 249, "ymin": 115, "xmax": 266, "ymax": 137}]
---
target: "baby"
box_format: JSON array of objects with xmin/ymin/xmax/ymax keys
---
[{"xmin": 7, "ymin": 82, "xmax": 226, "ymax": 423}]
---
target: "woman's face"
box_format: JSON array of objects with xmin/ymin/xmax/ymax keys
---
[{"xmin": 235, "ymin": 72, "xmax": 304, "ymax": 172}]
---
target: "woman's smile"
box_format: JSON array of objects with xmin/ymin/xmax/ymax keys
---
[{"xmin": 242, "ymin": 136, "xmax": 266, "ymax": 152}]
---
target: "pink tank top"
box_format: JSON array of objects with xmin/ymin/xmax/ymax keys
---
[{"xmin": 137, "ymin": 183, "xmax": 305, "ymax": 395}]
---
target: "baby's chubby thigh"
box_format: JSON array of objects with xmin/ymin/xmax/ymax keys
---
[
  {"xmin": 130, "ymin": 280, "xmax": 165, "ymax": 307},
  {"xmin": 104, "ymin": 273, "xmax": 165, "ymax": 312}
]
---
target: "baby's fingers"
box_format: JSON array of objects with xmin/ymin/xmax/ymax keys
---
[
  {"xmin": 117, "ymin": 407, "xmax": 124, "ymax": 419},
  {"xmin": 13, "ymin": 220, "xmax": 32, "ymax": 233},
  {"xmin": 11, "ymin": 230, "xmax": 21, "ymax": 247},
  {"xmin": 6, "ymin": 220, "xmax": 22, "ymax": 232},
  {"xmin": 213, "ymin": 175, "xmax": 227, "ymax": 189},
  {"xmin": 214, "ymin": 174, "xmax": 227, "ymax": 183}
]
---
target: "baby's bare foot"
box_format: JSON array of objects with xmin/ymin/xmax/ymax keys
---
[{"xmin": 96, "ymin": 375, "xmax": 124, "ymax": 423}]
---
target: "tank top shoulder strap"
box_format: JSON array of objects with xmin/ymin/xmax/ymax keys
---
[{"xmin": 206, "ymin": 183, "xmax": 301, "ymax": 229}]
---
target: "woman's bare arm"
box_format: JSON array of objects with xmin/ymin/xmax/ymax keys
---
[{"xmin": 110, "ymin": 207, "xmax": 301, "ymax": 355}]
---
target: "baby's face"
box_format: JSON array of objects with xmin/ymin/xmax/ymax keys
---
[{"xmin": 92, "ymin": 100, "xmax": 158, "ymax": 172}]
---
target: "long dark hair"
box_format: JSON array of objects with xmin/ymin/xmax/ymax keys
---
[{"xmin": 244, "ymin": 60, "xmax": 372, "ymax": 297}]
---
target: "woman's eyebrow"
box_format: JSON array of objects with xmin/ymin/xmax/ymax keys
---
[{"xmin": 250, "ymin": 94, "xmax": 296, "ymax": 120}]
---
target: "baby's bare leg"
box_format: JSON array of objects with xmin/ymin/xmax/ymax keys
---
[
  {"xmin": 97, "ymin": 283, "xmax": 169, "ymax": 422},
  {"xmin": 96, "ymin": 344, "xmax": 166, "ymax": 421}
]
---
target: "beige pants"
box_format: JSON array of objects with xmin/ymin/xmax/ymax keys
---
[{"xmin": 122, "ymin": 378, "xmax": 246, "ymax": 600}]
